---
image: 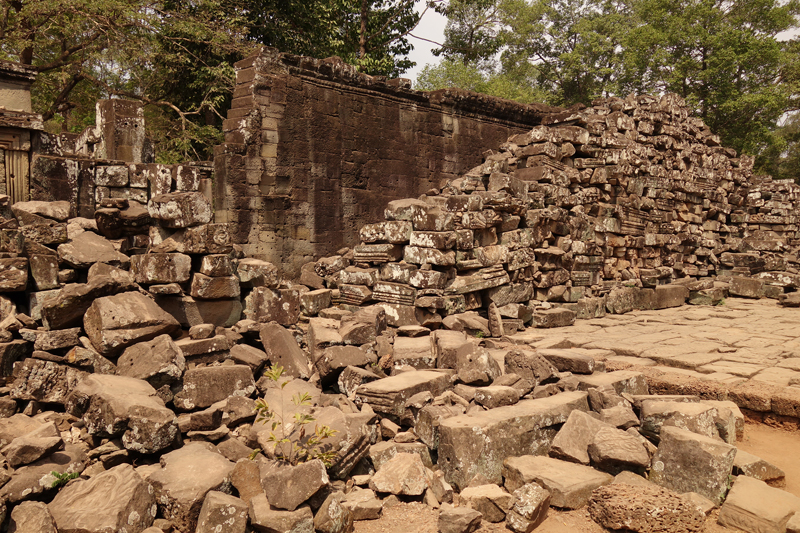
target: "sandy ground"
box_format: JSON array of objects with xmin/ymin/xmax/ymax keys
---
[{"xmin": 354, "ymin": 422, "xmax": 800, "ymax": 533}]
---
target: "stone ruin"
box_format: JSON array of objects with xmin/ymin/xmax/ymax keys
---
[{"xmin": 0, "ymin": 50, "xmax": 798, "ymax": 533}]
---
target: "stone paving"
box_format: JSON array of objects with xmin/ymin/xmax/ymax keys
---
[{"xmin": 505, "ymin": 298, "xmax": 800, "ymax": 418}]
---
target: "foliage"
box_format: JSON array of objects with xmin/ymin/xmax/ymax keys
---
[
  {"xmin": 245, "ymin": 0, "xmax": 424, "ymax": 78},
  {"xmin": 50, "ymin": 471, "xmax": 79, "ymax": 488},
  {"xmin": 253, "ymin": 365, "xmax": 338, "ymax": 467},
  {"xmin": 427, "ymin": 0, "xmax": 800, "ymax": 162}
]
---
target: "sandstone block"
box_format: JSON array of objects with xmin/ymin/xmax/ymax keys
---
[
  {"xmin": 48, "ymin": 464, "xmax": 155, "ymax": 533},
  {"xmin": 148, "ymin": 191, "xmax": 212, "ymax": 228},
  {"xmin": 718, "ymin": 475, "xmax": 800, "ymax": 533},
  {"xmin": 148, "ymin": 443, "xmax": 235, "ymax": 531},
  {"xmin": 84, "ymin": 291, "xmax": 180, "ymax": 356},
  {"xmin": 196, "ymin": 491, "xmax": 248, "ymax": 533},
  {"xmin": 131, "ymin": 253, "xmax": 191, "ymax": 284},
  {"xmin": 649, "ymin": 426, "xmax": 736, "ymax": 505},
  {"xmin": 502, "ymin": 455, "xmax": 613, "ymax": 509},
  {"xmin": 439, "ymin": 392, "xmax": 590, "ymax": 490},
  {"xmin": 505, "ymin": 483, "xmax": 551, "ymax": 533},
  {"xmin": 173, "ymin": 365, "xmax": 256, "ymax": 411},
  {"xmin": 588, "ymin": 483, "xmax": 705, "ymax": 533}
]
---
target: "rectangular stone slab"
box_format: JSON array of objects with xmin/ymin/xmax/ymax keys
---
[
  {"xmin": 354, "ymin": 370, "xmax": 452, "ymax": 419},
  {"xmin": 502, "ymin": 455, "xmax": 613, "ymax": 509},
  {"xmin": 437, "ymin": 391, "xmax": 589, "ymax": 490}
]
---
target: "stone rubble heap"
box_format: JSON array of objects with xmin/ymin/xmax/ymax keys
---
[
  {"xmin": 308, "ymin": 93, "xmax": 800, "ymax": 335},
  {"xmin": 0, "ymin": 93, "xmax": 797, "ymax": 533}
]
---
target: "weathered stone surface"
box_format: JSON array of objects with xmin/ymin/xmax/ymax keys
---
[
  {"xmin": 533, "ymin": 308, "xmax": 576, "ymax": 328},
  {"xmin": 116, "ymin": 334, "xmax": 185, "ymax": 388},
  {"xmin": 369, "ymin": 441, "xmax": 433, "ymax": 471},
  {"xmin": 549, "ymin": 409, "xmax": 607, "ymax": 465},
  {"xmin": 393, "ymin": 336, "xmax": 436, "ymax": 369},
  {"xmin": 539, "ymin": 348, "xmax": 595, "ymax": 374},
  {"xmin": 439, "ymin": 391, "xmax": 590, "ymax": 490},
  {"xmin": 9, "ymin": 500, "xmax": 57, "ymax": 533},
  {"xmin": 41, "ymin": 274, "xmax": 137, "ymax": 330},
  {"xmin": 577, "ymin": 371, "xmax": 649, "ymax": 396},
  {"xmin": 457, "ymin": 347, "xmax": 502, "ymax": 386},
  {"xmin": 248, "ymin": 494, "xmax": 313, "ymax": 533},
  {"xmin": 131, "ymin": 253, "xmax": 191, "ymax": 284},
  {"xmin": 733, "ymin": 449, "xmax": 786, "ymax": 487},
  {"xmin": 57, "ymin": 231, "xmax": 131, "ymax": 268},
  {"xmin": 0, "ymin": 444, "xmax": 87, "ymax": 503},
  {"xmin": 29, "ymin": 254, "xmax": 58, "ymax": 290},
  {"xmin": 191, "ymin": 273, "xmax": 241, "ymax": 299},
  {"xmin": 341, "ymin": 488, "xmax": 382, "ymax": 521},
  {"xmin": 369, "ymin": 452, "xmax": 429, "ymax": 496},
  {"xmin": 2, "ymin": 421, "xmax": 62, "ymax": 467},
  {"xmin": 66, "ymin": 374, "xmax": 178, "ymax": 453},
  {"xmin": 438, "ymin": 505, "xmax": 482, "ymax": 533},
  {"xmin": 12, "ymin": 200, "xmax": 70, "ymax": 222},
  {"xmin": 504, "ymin": 348, "xmax": 558, "ymax": 385},
  {"xmin": 196, "ymin": 491, "xmax": 248, "ymax": 533},
  {"xmin": 0, "ymin": 257, "xmax": 28, "ymax": 292},
  {"xmin": 431, "ymin": 330, "xmax": 473, "ymax": 369},
  {"xmin": 261, "ymin": 459, "xmax": 329, "ymax": 511},
  {"xmin": 649, "ymin": 426, "xmax": 736, "ymax": 505},
  {"xmin": 315, "ymin": 346, "xmax": 375, "ymax": 383},
  {"xmin": 588, "ymin": 483, "xmax": 705, "ymax": 533},
  {"xmin": 260, "ymin": 323, "xmax": 311, "ymax": 379},
  {"xmin": 148, "ymin": 192, "xmax": 212, "ymax": 227},
  {"xmin": 10, "ymin": 359, "xmax": 86, "ymax": 404},
  {"xmin": 313, "ymin": 492, "xmax": 354, "ymax": 533},
  {"xmin": 0, "ymin": 339, "xmax": 32, "ymax": 377},
  {"xmin": 460, "ymin": 484, "xmax": 512, "ymax": 522},
  {"xmin": 84, "ymin": 291, "xmax": 180, "ymax": 356},
  {"xmin": 236, "ymin": 258, "xmax": 280, "ymax": 288},
  {"xmin": 502, "ymin": 455, "xmax": 613, "ymax": 509},
  {"xmin": 173, "ymin": 365, "xmax": 256, "ymax": 411},
  {"xmin": 640, "ymin": 400, "xmax": 719, "ymax": 438},
  {"xmin": 355, "ymin": 370, "xmax": 452, "ymax": 419},
  {"xmin": 246, "ymin": 287, "xmax": 301, "ymax": 326},
  {"xmin": 300, "ymin": 288, "xmax": 332, "ymax": 316},
  {"xmin": 587, "ymin": 426, "xmax": 650, "ymax": 473},
  {"xmin": 148, "ymin": 442, "xmax": 235, "ymax": 532},
  {"xmin": 474, "ymin": 385, "xmax": 521, "ymax": 408},
  {"xmin": 718, "ymin": 475, "xmax": 800, "ymax": 533},
  {"xmin": 505, "ymin": 483, "xmax": 551, "ymax": 533},
  {"xmin": 48, "ymin": 464, "xmax": 155, "ymax": 533}
]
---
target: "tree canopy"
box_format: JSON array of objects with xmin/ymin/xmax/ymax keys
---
[
  {"xmin": 423, "ymin": 0, "xmax": 800, "ymax": 177},
  {"xmin": 0, "ymin": 0, "xmax": 426, "ymax": 161}
]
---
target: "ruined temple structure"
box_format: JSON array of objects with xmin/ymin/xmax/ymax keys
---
[{"xmin": 2, "ymin": 50, "xmax": 800, "ymax": 533}]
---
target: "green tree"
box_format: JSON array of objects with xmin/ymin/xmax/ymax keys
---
[
  {"xmin": 619, "ymin": 0, "xmax": 800, "ymax": 157},
  {"xmin": 429, "ymin": 0, "xmax": 800, "ymax": 161}
]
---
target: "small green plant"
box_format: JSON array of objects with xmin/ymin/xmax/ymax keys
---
[
  {"xmin": 254, "ymin": 364, "xmax": 338, "ymax": 467},
  {"xmin": 714, "ymin": 298, "xmax": 726, "ymax": 306},
  {"xmin": 474, "ymin": 331, "xmax": 485, "ymax": 339},
  {"xmin": 50, "ymin": 471, "xmax": 78, "ymax": 488}
]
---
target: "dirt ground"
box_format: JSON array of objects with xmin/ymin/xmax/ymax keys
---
[{"xmin": 354, "ymin": 422, "xmax": 800, "ymax": 533}]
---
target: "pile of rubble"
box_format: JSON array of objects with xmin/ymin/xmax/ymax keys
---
[
  {"xmin": 306, "ymin": 93, "xmax": 800, "ymax": 336},
  {"xmin": 0, "ymin": 93, "xmax": 798, "ymax": 533}
]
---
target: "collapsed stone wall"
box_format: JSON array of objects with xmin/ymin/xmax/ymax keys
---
[
  {"xmin": 27, "ymin": 100, "xmax": 212, "ymax": 218},
  {"xmin": 215, "ymin": 49, "xmax": 565, "ymax": 277},
  {"xmin": 305, "ymin": 92, "xmax": 800, "ymax": 332},
  {"xmin": 1, "ymin": 80, "xmax": 800, "ymax": 532}
]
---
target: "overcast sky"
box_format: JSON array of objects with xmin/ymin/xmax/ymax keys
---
[{"xmin": 404, "ymin": 3, "xmax": 448, "ymax": 83}]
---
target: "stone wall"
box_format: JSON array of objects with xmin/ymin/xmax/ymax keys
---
[{"xmin": 215, "ymin": 48, "xmax": 565, "ymax": 276}]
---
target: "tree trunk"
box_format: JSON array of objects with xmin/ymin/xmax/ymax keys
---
[{"xmin": 359, "ymin": 0, "xmax": 368, "ymax": 58}]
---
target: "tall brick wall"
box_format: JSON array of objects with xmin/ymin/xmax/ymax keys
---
[{"xmin": 215, "ymin": 48, "xmax": 565, "ymax": 277}]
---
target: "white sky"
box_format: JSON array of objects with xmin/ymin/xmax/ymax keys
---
[{"xmin": 404, "ymin": 2, "xmax": 449, "ymax": 82}]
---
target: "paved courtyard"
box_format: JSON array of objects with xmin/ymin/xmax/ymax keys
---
[{"xmin": 505, "ymin": 298, "xmax": 800, "ymax": 417}]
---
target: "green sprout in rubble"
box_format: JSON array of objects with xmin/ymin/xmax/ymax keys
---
[
  {"xmin": 51, "ymin": 471, "xmax": 79, "ymax": 488},
  {"xmin": 253, "ymin": 364, "xmax": 338, "ymax": 467}
]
